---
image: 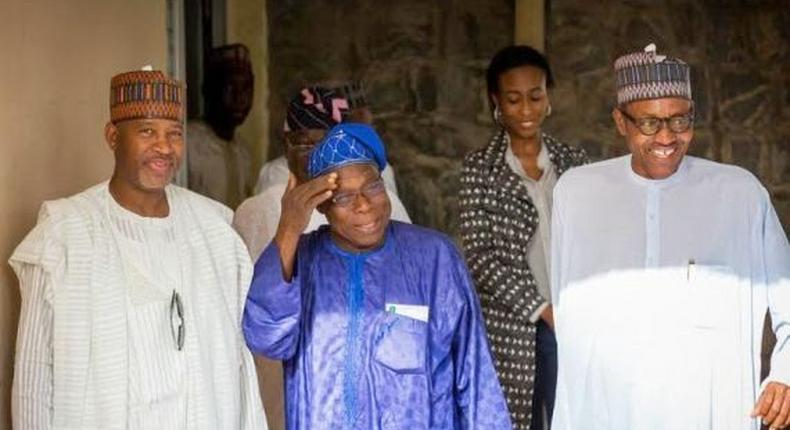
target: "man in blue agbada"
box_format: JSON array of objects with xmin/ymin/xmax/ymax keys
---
[{"xmin": 243, "ymin": 123, "xmax": 512, "ymax": 430}]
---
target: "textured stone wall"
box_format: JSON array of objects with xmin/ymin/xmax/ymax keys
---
[
  {"xmin": 545, "ymin": 0, "xmax": 790, "ymax": 231},
  {"xmin": 267, "ymin": 0, "xmax": 514, "ymax": 235},
  {"xmin": 267, "ymin": 1, "xmax": 789, "ymax": 235}
]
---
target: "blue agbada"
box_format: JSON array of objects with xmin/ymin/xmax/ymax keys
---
[{"xmin": 243, "ymin": 222, "xmax": 512, "ymax": 429}]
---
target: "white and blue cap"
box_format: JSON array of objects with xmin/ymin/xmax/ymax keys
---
[
  {"xmin": 307, "ymin": 123, "xmax": 387, "ymax": 179},
  {"xmin": 614, "ymin": 43, "xmax": 692, "ymax": 106}
]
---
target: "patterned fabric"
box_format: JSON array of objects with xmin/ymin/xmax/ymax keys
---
[
  {"xmin": 284, "ymin": 86, "xmax": 349, "ymax": 132},
  {"xmin": 9, "ymin": 182, "xmax": 266, "ymax": 429},
  {"xmin": 110, "ymin": 70, "xmax": 184, "ymax": 123},
  {"xmin": 615, "ymin": 43, "xmax": 691, "ymax": 106},
  {"xmin": 243, "ymin": 222, "xmax": 513, "ymax": 429},
  {"xmin": 458, "ymin": 129, "xmax": 587, "ymax": 429},
  {"xmin": 331, "ymin": 81, "xmax": 368, "ymax": 109},
  {"xmin": 307, "ymin": 123, "xmax": 386, "ymax": 178}
]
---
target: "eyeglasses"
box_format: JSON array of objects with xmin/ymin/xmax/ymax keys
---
[
  {"xmin": 331, "ymin": 177, "xmax": 386, "ymax": 208},
  {"xmin": 170, "ymin": 290, "xmax": 185, "ymax": 351},
  {"xmin": 619, "ymin": 109, "xmax": 694, "ymax": 136}
]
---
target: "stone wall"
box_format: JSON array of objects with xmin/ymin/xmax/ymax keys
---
[
  {"xmin": 267, "ymin": 0, "xmax": 514, "ymax": 235},
  {"xmin": 545, "ymin": 0, "xmax": 790, "ymax": 231},
  {"xmin": 267, "ymin": 1, "xmax": 789, "ymax": 235}
]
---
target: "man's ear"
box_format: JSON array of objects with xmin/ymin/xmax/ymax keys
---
[
  {"xmin": 612, "ymin": 108, "xmax": 628, "ymax": 137},
  {"xmin": 105, "ymin": 122, "xmax": 120, "ymax": 151}
]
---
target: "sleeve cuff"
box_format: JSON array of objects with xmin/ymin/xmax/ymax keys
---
[{"xmin": 529, "ymin": 301, "xmax": 550, "ymax": 323}]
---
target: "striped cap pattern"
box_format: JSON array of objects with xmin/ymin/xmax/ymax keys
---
[
  {"xmin": 614, "ymin": 44, "xmax": 691, "ymax": 105},
  {"xmin": 332, "ymin": 81, "xmax": 367, "ymax": 109},
  {"xmin": 110, "ymin": 70, "xmax": 185, "ymax": 123}
]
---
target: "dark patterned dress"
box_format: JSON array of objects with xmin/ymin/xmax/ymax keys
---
[{"xmin": 458, "ymin": 129, "xmax": 587, "ymax": 429}]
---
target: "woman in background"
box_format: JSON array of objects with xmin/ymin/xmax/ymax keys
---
[{"xmin": 458, "ymin": 45, "xmax": 587, "ymax": 429}]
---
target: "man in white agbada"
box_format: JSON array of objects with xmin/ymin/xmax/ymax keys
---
[
  {"xmin": 9, "ymin": 69, "xmax": 267, "ymax": 429},
  {"xmin": 550, "ymin": 44, "xmax": 790, "ymax": 429}
]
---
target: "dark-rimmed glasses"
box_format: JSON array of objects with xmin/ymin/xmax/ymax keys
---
[
  {"xmin": 331, "ymin": 177, "xmax": 386, "ymax": 208},
  {"xmin": 170, "ymin": 290, "xmax": 185, "ymax": 351},
  {"xmin": 619, "ymin": 109, "xmax": 694, "ymax": 136}
]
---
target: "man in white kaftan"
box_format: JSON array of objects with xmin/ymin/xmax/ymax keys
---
[
  {"xmin": 9, "ymin": 69, "xmax": 266, "ymax": 430},
  {"xmin": 550, "ymin": 44, "xmax": 790, "ymax": 429}
]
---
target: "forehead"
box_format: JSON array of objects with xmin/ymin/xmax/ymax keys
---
[
  {"xmin": 333, "ymin": 163, "xmax": 379, "ymax": 186},
  {"xmin": 498, "ymin": 65, "xmax": 546, "ymax": 90},
  {"xmin": 118, "ymin": 118, "xmax": 182, "ymax": 131},
  {"xmin": 624, "ymin": 97, "xmax": 692, "ymax": 116}
]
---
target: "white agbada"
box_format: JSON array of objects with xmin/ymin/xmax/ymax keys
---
[
  {"xmin": 550, "ymin": 155, "xmax": 790, "ymax": 430},
  {"xmin": 235, "ymin": 173, "xmax": 411, "ymax": 261},
  {"xmin": 10, "ymin": 182, "xmax": 267, "ymax": 430}
]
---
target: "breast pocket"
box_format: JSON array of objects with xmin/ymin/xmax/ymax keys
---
[
  {"xmin": 373, "ymin": 314, "xmax": 428, "ymax": 374},
  {"xmin": 687, "ymin": 264, "xmax": 741, "ymax": 331}
]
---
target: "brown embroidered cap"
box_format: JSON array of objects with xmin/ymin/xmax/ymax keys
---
[{"xmin": 109, "ymin": 68, "xmax": 185, "ymax": 123}]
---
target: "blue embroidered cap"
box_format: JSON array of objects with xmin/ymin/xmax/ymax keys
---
[{"xmin": 307, "ymin": 123, "xmax": 387, "ymax": 179}]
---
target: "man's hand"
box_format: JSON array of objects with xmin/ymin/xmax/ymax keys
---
[
  {"xmin": 274, "ymin": 172, "xmax": 337, "ymax": 280},
  {"xmin": 752, "ymin": 381, "xmax": 790, "ymax": 429},
  {"xmin": 540, "ymin": 305, "xmax": 554, "ymax": 330}
]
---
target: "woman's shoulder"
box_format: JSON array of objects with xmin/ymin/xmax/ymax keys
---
[
  {"xmin": 462, "ymin": 131, "xmax": 506, "ymax": 170},
  {"xmin": 544, "ymin": 133, "xmax": 589, "ymax": 168}
]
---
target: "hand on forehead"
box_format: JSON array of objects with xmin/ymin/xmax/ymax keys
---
[{"xmin": 332, "ymin": 163, "xmax": 380, "ymax": 189}]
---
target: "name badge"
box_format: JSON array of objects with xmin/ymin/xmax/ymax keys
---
[{"xmin": 385, "ymin": 303, "xmax": 429, "ymax": 322}]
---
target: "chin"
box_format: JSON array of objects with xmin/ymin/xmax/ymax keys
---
[{"xmin": 139, "ymin": 176, "xmax": 173, "ymax": 191}]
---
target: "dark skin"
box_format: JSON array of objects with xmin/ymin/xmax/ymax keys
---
[
  {"xmin": 492, "ymin": 65, "xmax": 551, "ymax": 181},
  {"xmin": 204, "ymin": 66, "xmax": 254, "ymax": 141},
  {"xmin": 318, "ymin": 164, "xmax": 391, "ymax": 253},
  {"xmin": 491, "ymin": 64, "xmax": 554, "ymax": 328},
  {"xmin": 613, "ymin": 98, "xmax": 790, "ymax": 428},
  {"xmin": 274, "ymin": 164, "xmax": 390, "ymax": 281},
  {"xmin": 274, "ymin": 172, "xmax": 337, "ymax": 281},
  {"xmin": 104, "ymin": 118, "xmax": 185, "ymax": 217},
  {"xmin": 284, "ymin": 129, "xmax": 327, "ymax": 183}
]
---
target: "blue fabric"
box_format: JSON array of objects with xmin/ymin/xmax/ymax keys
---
[
  {"xmin": 307, "ymin": 123, "xmax": 387, "ymax": 179},
  {"xmin": 243, "ymin": 222, "xmax": 512, "ymax": 430}
]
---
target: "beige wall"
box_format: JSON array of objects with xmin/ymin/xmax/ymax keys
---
[
  {"xmin": 228, "ymin": 0, "xmax": 270, "ymax": 182},
  {"xmin": 227, "ymin": 2, "xmax": 279, "ymax": 427},
  {"xmin": 0, "ymin": 0, "xmax": 167, "ymax": 426},
  {"xmin": 515, "ymin": 0, "xmax": 545, "ymax": 51}
]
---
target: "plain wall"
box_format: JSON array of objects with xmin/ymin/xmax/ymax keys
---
[{"xmin": 0, "ymin": 0, "xmax": 168, "ymax": 427}]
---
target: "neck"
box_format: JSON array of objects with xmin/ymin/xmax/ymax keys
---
[
  {"xmin": 509, "ymin": 132, "xmax": 542, "ymax": 159},
  {"xmin": 108, "ymin": 176, "xmax": 170, "ymax": 217},
  {"xmin": 206, "ymin": 114, "xmax": 236, "ymax": 141}
]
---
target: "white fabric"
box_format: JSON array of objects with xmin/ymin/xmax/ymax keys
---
[
  {"xmin": 253, "ymin": 155, "xmax": 400, "ymax": 196},
  {"xmin": 187, "ymin": 120, "xmax": 253, "ymax": 208},
  {"xmin": 504, "ymin": 140, "xmax": 557, "ymax": 308},
  {"xmin": 10, "ymin": 182, "xmax": 267, "ymax": 430},
  {"xmin": 550, "ymin": 155, "xmax": 790, "ymax": 430},
  {"xmin": 233, "ymin": 182, "xmax": 411, "ymax": 261}
]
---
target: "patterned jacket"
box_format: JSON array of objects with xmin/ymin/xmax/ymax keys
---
[{"xmin": 458, "ymin": 129, "xmax": 587, "ymax": 429}]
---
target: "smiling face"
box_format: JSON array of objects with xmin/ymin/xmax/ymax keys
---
[
  {"xmin": 321, "ymin": 163, "xmax": 391, "ymax": 252},
  {"xmin": 492, "ymin": 65, "xmax": 550, "ymax": 142},
  {"xmin": 613, "ymin": 97, "xmax": 694, "ymax": 180},
  {"xmin": 105, "ymin": 118, "xmax": 185, "ymax": 193}
]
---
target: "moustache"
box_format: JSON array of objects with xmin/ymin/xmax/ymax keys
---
[{"xmin": 143, "ymin": 154, "xmax": 176, "ymax": 166}]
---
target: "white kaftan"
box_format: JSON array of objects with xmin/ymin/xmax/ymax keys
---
[{"xmin": 550, "ymin": 155, "xmax": 790, "ymax": 430}]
